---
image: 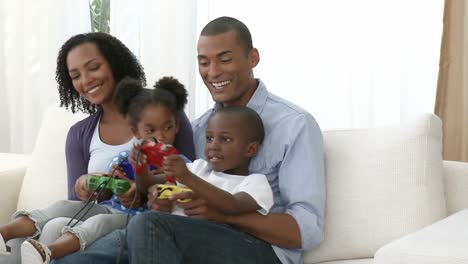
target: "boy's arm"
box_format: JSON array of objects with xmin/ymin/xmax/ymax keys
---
[
  {"xmin": 164, "ymin": 156, "xmax": 261, "ymax": 215},
  {"xmin": 183, "ymin": 173, "xmax": 260, "ymax": 215}
]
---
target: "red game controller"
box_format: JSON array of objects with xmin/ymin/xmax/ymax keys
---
[{"xmin": 136, "ymin": 139, "xmax": 179, "ymax": 183}]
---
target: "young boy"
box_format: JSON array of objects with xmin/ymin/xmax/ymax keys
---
[{"xmin": 141, "ymin": 106, "xmax": 274, "ymax": 217}]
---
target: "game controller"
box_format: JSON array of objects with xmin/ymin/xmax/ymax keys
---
[
  {"xmin": 137, "ymin": 139, "xmax": 179, "ymax": 183},
  {"xmin": 157, "ymin": 184, "xmax": 192, "ymax": 203},
  {"xmin": 107, "ymin": 151, "xmax": 135, "ymax": 180},
  {"xmin": 86, "ymin": 175, "xmax": 131, "ymax": 196}
]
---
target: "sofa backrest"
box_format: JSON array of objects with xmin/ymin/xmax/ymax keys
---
[
  {"xmin": 305, "ymin": 113, "xmax": 447, "ymax": 263},
  {"xmin": 16, "ymin": 104, "xmax": 86, "ymax": 211}
]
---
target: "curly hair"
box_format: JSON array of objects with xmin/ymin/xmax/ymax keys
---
[
  {"xmin": 114, "ymin": 76, "xmax": 188, "ymax": 129},
  {"xmin": 56, "ymin": 32, "xmax": 146, "ymax": 114}
]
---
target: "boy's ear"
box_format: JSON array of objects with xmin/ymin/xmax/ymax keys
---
[{"xmin": 245, "ymin": 141, "xmax": 260, "ymax": 158}]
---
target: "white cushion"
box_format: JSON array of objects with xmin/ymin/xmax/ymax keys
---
[
  {"xmin": 316, "ymin": 260, "xmax": 373, "ymax": 264},
  {"xmin": 374, "ymin": 209, "xmax": 468, "ymax": 264},
  {"xmin": 0, "ymin": 153, "xmax": 31, "ymax": 224},
  {"xmin": 305, "ymin": 114, "xmax": 446, "ymax": 263},
  {"xmin": 16, "ymin": 105, "xmax": 86, "ymax": 211}
]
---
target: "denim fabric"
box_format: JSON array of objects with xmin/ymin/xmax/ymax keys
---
[
  {"xmin": 51, "ymin": 229, "xmax": 127, "ymax": 264},
  {"xmin": 52, "ymin": 212, "xmax": 281, "ymax": 264},
  {"xmin": 127, "ymin": 212, "xmax": 281, "ymax": 264}
]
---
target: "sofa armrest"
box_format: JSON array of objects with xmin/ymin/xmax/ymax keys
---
[
  {"xmin": 374, "ymin": 209, "xmax": 468, "ymax": 264},
  {"xmin": 443, "ymin": 160, "xmax": 468, "ymax": 215},
  {"xmin": 0, "ymin": 153, "xmax": 31, "ymax": 225}
]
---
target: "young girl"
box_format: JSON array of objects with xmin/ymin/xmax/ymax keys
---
[{"xmin": 0, "ymin": 76, "xmax": 190, "ymax": 264}]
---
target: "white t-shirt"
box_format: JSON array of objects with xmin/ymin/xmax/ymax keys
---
[
  {"xmin": 88, "ymin": 118, "xmax": 138, "ymax": 174},
  {"xmin": 173, "ymin": 159, "xmax": 274, "ymax": 216}
]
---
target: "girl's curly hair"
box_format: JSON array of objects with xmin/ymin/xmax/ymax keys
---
[{"xmin": 56, "ymin": 32, "xmax": 146, "ymax": 114}]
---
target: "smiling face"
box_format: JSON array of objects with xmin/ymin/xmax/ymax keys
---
[
  {"xmin": 66, "ymin": 42, "xmax": 116, "ymax": 106},
  {"xmin": 204, "ymin": 113, "xmax": 258, "ymax": 175},
  {"xmin": 133, "ymin": 104, "xmax": 179, "ymax": 145},
  {"xmin": 197, "ymin": 31, "xmax": 259, "ymax": 107}
]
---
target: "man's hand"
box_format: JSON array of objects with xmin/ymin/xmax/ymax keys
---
[
  {"xmin": 172, "ymin": 191, "xmax": 227, "ymax": 223},
  {"xmin": 146, "ymin": 184, "xmax": 174, "ymax": 212},
  {"xmin": 162, "ymin": 155, "xmax": 192, "ymax": 184}
]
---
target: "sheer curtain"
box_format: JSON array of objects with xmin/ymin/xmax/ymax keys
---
[
  {"xmin": 111, "ymin": 0, "xmax": 443, "ymax": 130},
  {"xmin": 0, "ymin": 0, "xmax": 90, "ymax": 153}
]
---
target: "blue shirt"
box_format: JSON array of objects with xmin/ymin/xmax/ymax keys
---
[{"xmin": 192, "ymin": 80, "xmax": 325, "ymax": 264}]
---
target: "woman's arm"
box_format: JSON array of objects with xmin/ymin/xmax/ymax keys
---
[{"xmin": 65, "ymin": 127, "xmax": 89, "ymax": 200}]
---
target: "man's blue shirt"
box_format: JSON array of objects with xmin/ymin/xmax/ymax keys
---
[{"xmin": 192, "ymin": 79, "xmax": 325, "ymax": 264}]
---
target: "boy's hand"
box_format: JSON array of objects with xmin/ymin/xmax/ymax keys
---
[
  {"xmin": 172, "ymin": 192, "xmax": 227, "ymax": 223},
  {"xmin": 146, "ymin": 184, "xmax": 174, "ymax": 212},
  {"xmin": 162, "ymin": 155, "xmax": 191, "ymax": 184}
]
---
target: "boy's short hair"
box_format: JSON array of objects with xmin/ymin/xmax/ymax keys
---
[{"xmin": 214, "ymin": 106, "xmax": 264, "ymax": 144}]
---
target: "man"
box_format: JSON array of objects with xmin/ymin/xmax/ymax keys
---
[{"xmin": 54, "ymin": 16, "xmax": 325, "ymax": 264}]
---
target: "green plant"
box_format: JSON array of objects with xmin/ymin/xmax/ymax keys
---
[{"xmin": 89, "ymin": 0, "xmax": 110, "ymax": 33}]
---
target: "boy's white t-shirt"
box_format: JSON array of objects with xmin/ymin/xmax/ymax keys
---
[{"xmin": 174, "ymin": 159, "xmax": 274, "ymax": 216}]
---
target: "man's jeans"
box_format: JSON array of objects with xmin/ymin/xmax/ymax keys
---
[{"xmin": 53, "ymin": 211, "xmax": 281, "ymax": 264}]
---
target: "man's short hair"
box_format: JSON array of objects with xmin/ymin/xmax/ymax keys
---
[{"xmin": 200, "ymin": 16, "xmax": 253, "ymax": 54}]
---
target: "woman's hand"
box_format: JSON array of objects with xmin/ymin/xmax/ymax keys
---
[{"xmin": 74, "ymin": 174, "xmax": 95, "ymax": 201}]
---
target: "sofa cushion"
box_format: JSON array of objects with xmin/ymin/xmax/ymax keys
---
[
  {"xmin": 374, "ymin": 209, "xmax": 468, "ymax": 264},
  {"xmin": 305, "ymin": 114, "xmax": 446, "ymax": 263},
  {"xmin": 16, "ymin": 105, "xmax": 86, "ymax": 211}
]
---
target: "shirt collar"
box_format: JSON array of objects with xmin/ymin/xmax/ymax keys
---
[{"xmin": 213, "ymin": 78, "xmax": 268, "ymax": 115}]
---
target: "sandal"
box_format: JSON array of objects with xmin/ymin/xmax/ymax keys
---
[
  {"xmin": 21, "ymin": 239, "xmax": 51, "ymax": 264},
  {"xmin": 0, "ymin": 233, "xmax": 11, "ymax": 255}
]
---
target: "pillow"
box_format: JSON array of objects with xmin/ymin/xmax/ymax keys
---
[
  {"xmin": 16, "ymin": 104, "xmax": 86, "ymax": 211},
  {"xmin": 305, "ymin": 114, "xmax": 446, "ymax": 263}
]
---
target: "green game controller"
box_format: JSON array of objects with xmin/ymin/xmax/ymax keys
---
[
  {"xmin": 157, "ymin": 184, "xmax": 192, "ymax": 203},
  {"xmin": 86, "ymin": 175, "xmax": 130, "ymax": 196}
]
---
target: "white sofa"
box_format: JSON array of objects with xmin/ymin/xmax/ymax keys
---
[{"xmin": 1, "ymin": 105, "xmax": 467, "ymax": 264}]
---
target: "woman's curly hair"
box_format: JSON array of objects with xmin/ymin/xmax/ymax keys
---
[{"xmin": 56, "ymin": 32, "xmax": 146, "ymax": 114}]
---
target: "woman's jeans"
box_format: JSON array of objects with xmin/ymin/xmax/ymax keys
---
[{"xmin": 53, "ymin": 211, "xmax": 281, "ymax": 264}]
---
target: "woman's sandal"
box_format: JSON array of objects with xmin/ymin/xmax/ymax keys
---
[
  {"xmin": 21, "ymin": 238, "xmax": 51, "ymax": 264},
  {"xmin": 0, "ymin": 233, "xmax": 11, "ymax": 255}
]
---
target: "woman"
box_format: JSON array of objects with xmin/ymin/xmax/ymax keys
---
[{"xmin": 0, "ymin": 32, "xmax": 195, "ymax": 264}]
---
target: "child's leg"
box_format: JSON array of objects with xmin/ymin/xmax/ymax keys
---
[
  {"xmin": 13, "ymin": 200, "xmax": 109, "ymax": 241},
  {"xmin": 49, "ymin": 213, "xmax": 129, "ymax": 259},
  {"xmin": 22, "ymin": 213, "xmax": 129, "ymax": 260},
  {"xmin": 0, "ymin": 216, "xmax": 36, "ymax": 242}
]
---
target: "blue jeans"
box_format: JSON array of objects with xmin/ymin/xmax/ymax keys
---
[{"xmin": 53, "ymin": 211, "xmax": 281, "ymax": 264}]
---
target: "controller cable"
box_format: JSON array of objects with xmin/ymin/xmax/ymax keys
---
[{"xmin": 66, "ymin": 161, "xmax": 123, "ymax": 228}]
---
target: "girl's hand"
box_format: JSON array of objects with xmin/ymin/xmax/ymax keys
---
[
  {"xmin": 162, "ymin": 155, "xmax": 191, "ymax": 184},
  {"xmin": 129, "ymin": 141, "xmax": 151, "ymax": 178},
  {"xmin": 118, "ymin": 181, "xmax": 142, "ymax": 208}
]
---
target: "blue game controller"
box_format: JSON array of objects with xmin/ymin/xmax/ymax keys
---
[
  {"xmin": 106, "ymin": 151, "xmax": 135, "ymax": 180},
  {"xmin": 106, "ymin": 151, "xmax": 157, "ymax": 180}
]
